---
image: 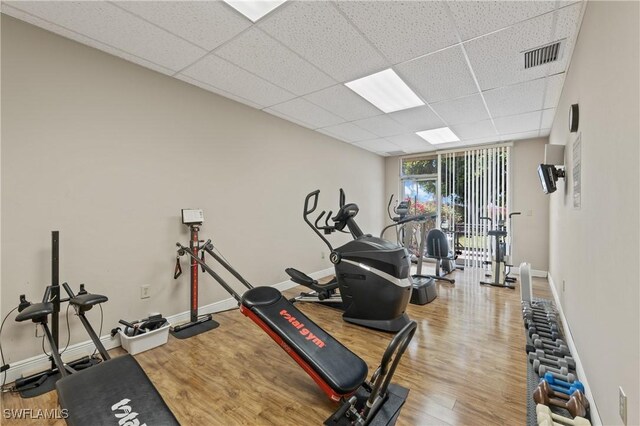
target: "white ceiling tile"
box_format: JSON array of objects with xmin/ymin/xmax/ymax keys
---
[
  {"xmin": 263, "ymin": 108, "xmax": 316, "ymax": 130},
  {"xmin": 450, "ymin": 120, "xmax": 497, "ymax": 140},
  {"xmin": 258, "ymin": 1, "xmax": 389, "ymax": 82},
  {"xmin": 175, "ymin": 74, "xmax": 263, "ymax": 109},
  {"xmin": 459, "ymin": 136, "xmax": 501, "ymax": 147},
  {"xmin": 430, "ymin": 94, "xmax": 490, "ymax": 125},
  {"xmin": 353, "ymin": 115, "xmax": 407, "ymax": 138},
  {"xmin": 447, "ymin": 1, "xmax": 557, "ymax": 41},
  {"xmin": 386, "ymin": 134, "xmax": 433, "ymax": 152},
  {"xmin": 6, "ymin": 1, "xmax": 206, "ymax": 72},
  {"xmin": 335, "ymin": 1, "xmax": 458, "ymax": 64},
  {"xmin": 215, "ymin": 27, "xmax": 335, "ymax": 96},
  {"xmin": 501, "ymin": 130, "xmax": 541, "ymax": 141},
  {"xmin": 494, "ymin": 111, "xmax": 542, "ymax": 135},
  {"xmin": 265, "ymin": 98, "xmax": 344, "ymax": 129},
  {"xmin": 113, "ymin": 1, "xmax": 250, "ymax": 51},
  {"xmin": 303, "ymin": 85, "xmax": 382, "ymax": 122},
  {"xmin": 464, "ymin": 10, "xmax": 564, "ymax": 90},
  {"xmin": 388, "ymin": 106, "xmax": 445, "ymax": 132},
  {"xmin": 180, "ymin": 55, "xmax": 295, "ymax": 108},
  {"xmin": 353, "ymin": 138, "xmax": 400, "ymax": 153},
  {"xmin": 543, "ymin": 73, "xmax": 566, "ymax": 109},
  {"xmin": 483, "ymin": 78, "xmax": 546, "ymax": 118},
  {"xmin": 541, "ymin": 108, "xmax": 556, "ymax": 129},
  {"xmin": 0, "ymin": 3, "xmax": 176, "ymax": 76},
  {"xmin": 317, "ymin": 122, "xmax": 376, "ymax": 143},
  {"xmin": 396, "ymin": 45, "xmax": 478, "ymax": 103}
]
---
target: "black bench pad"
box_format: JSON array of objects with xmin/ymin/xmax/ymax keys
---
[
  {"xmin": 241, "ymin": 286, "xmax": 368, "ymax": 397},
  {"xmin": 56, "ymin": 354, "xmax": 178, "ymax": 426}
]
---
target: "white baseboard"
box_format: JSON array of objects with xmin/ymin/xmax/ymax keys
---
[
  {"xmin": 547, "ymin": 274, "xmax": 602, "ymax": 425},
  {"xmin": 3, "ymin": 267, "xmax": 335, "ymax": 385},
  {"xmin": 510, "ymin": 266, "xmax": 548, "ymax": 278}
]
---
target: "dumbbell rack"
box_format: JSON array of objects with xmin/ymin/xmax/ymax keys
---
[{"xmin": 524, "ymin": 298, "xmax": 591, "ymax": 426}]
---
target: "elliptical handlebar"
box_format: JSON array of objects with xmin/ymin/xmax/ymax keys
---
[
  {"xmin": 303, "ymin": 190, "xmax": 334, "ymax": 252},
  {"xmin": 509, "ymin": 212, "xmax": 522, "ymax": 218}
]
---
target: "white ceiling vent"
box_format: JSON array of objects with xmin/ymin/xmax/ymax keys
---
[
  {"xmin": 524, "ymin": 41, "xmax": 562, "ymax": 69},
  {"xmin": 386, "ymin": 150, "xmax": 406, "ymax": 156}
]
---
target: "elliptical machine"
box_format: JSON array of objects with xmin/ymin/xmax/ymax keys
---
[
  {"xmin": 479, "ymin": 212, "xmax": 521, "ymax": 289},
  {"xmin": 286, "ymin": 189, "xmax": 412, "ymax": 332}
]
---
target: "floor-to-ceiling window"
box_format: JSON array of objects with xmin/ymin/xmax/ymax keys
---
[{"xmin": 400, "ymin": 144, "xmax": 512, "ymax": 267}]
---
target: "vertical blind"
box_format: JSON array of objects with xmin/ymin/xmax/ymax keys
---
[{"xmin": 439, "ymin": 145, "xmax": 511, "ymax": 267}]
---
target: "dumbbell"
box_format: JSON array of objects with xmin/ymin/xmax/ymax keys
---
[
  {"xmin": 531, "ymin": 333, "xmax": 567, "ymax": 348},
  {"xmin": 536, "ymin": 404, "xmax": 591, "ymax": 426},
  {"xmin": 540, "ymin": 378, "xmax": 585, "ymax": 397},
  {"xmin": 533, "ymin": 387, "xmax": 588, "ymax": 418},
  {"xmin": 524, "ymin": 319, "xmax": 561, "ymax": 334},
  {"xmin": 528, "ymin": 339, "xmax": 571, "ymax": 357},
  {"xmin": 532, "ymin": 359, "xmax": 574, "ymax": 376},
  {"xmin": 523, "ymin": 307, "xmax": 558, "ymax": 320},
  {"xmin": 545, "ymin": 372, "xmax": 580, "ymax": 389},
  {"xmin": 530, "ymin": 351, "xmax": 575, "ymax": 371},
  {"xmin": 524, "ymin": 312, "xmax": 559, "ymax": 326},
  {"xmin": 537, "ymin": 381, "xmax": 589, "ymax": 408},
  {"xmin": 528, "ymin": 326, "xmax": 561, "ymax": 340},
  {"xmin": 523, "ymin": 303, "xmax": 557, "ymax": 315},
  {"xmin": 542, "ymin": 367, "xmax": 577, "ymax": 384},
  {"xmin": 536, "ymin": 363, "xmax": 570, "ymax": 378},
  {"xmin": 529, "ymin": 349, "xmax": 576, "ymax": 369}
]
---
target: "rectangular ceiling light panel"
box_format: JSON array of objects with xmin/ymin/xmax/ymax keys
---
[
  {"xmin": 416, "ymin": 127, "xmax": 460, "ymax": 144},
  {"xmin": 345, "ymin": 69, "xmax": 424, "ymax": 113},
  {"xmin": 224, "ymin": 0, "xmax": 287, "ymax": 22}
]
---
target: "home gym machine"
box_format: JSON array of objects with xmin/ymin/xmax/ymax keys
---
[
  {"xmin": 12, "ymin": 231, "xmax": 177, "ymax": 425},
  {"xmin": 479, "ymin": 212, "xmax": 521, "ymax": 289},
  {"xmin": 11, "ymin": 231, "xmax": 102, "ymax": 397},
  {"xmin": 171, "ymin": 209, "xmax": 219, "ymax": 338},
  {"xmin": 286, "ymin": 189, "xmax": 412, "ymax": 332},
  {"xmin": 380, "ymin": 195, "xmax": 438, "ymax": 305},
  {"xmin": 175, "ymin": 236, "xmax": 417, "ymax": 425}
]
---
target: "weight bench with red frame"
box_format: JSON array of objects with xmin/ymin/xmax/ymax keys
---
[{"xmin": 177, "ymin": 240, "xmax": 417, "ymax": 425}]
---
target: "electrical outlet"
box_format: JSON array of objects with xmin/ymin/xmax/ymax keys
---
[
  {"xmin": 321, "ymin": 251, "xmax": 325, "ymax": 260},
  {"xmin": 619, "ymin": 386, "xmax": 627, "ymax": 425},
  {"xmin": 140, "ymin": 285, "xmax": 150, "ymax": 299},
  {"xmin": 562, "ymin": 280, "xmax": 566, "ymax": 292},
  {"xmin": 35, "ymin": 324, "xmax": 43, "ymax": 338}
]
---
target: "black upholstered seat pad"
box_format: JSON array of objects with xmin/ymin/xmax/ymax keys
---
[
  {"xmin": 56, "ymin": 355, "xmax": 178, "ymax": 426},
  {"xmin": 241, "ymin": 287, "xmax": 368, "ymax": 395},
  {"xmin": 70, "ymin": 293, "xmax": 108, "ymax": 307},
  {"xmin": 15, "ymin": 302, "xmax": 53, "ymax": 322}
]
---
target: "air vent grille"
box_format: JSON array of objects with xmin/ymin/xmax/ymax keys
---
[
  {"xmin": 524, "ymin": 42, "xmax": 561, "ymax": 69},
  {"xmin": 386, "ymin": 150, "xmax": 406, "ymax": 156}
]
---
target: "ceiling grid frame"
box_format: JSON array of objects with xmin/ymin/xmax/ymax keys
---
[{"xmin": 0, "ymin": 0, "xmax": 587, "ymax": 155}]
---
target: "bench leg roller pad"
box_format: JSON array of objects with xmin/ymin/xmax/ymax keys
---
[{"xmin": 56, "ymin": 354, "xmax": 178, "ymax": 426}]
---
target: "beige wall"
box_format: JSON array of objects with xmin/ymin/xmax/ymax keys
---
[
  {"xmin": 383, "ymin": 138, "xmax": 550, "ymax": 272},
  {"xmin": 0, "ymin": 16, "xmax": 385, "ymax": 362},
  {"xmin": 510, "ymin": 137, "xmax": 550, "ymax": 271},
  {"xmin": 547, "ymin": 2, "xmax": 639, "ymax": 425}
]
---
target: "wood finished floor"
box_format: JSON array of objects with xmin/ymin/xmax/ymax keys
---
[{"xmin": 1, "ymin": 267, "xmax": 552, "ymax": 425}]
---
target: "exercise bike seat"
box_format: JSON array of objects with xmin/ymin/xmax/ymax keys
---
[
  {"xmin": 15, "ymin": 302, "xmax": 53, "ymax": 323},
  {"xmin": 70, "ymin": 293, "xmax": 108, "ymax": 308},
  {"xmin": 240, "ymin": 286, "xmax": 368, "ymax": 400},
  {"xmin": 488, "ymin": 229, "xmax": 507, "ymax": 237}
]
